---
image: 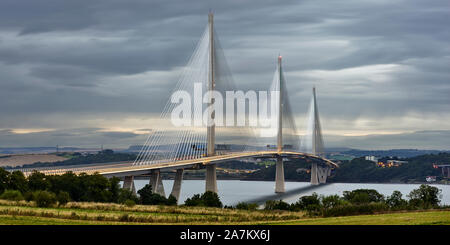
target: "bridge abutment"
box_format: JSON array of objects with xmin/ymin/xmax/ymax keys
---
[
  {"xmin": 123, "ymin": 176, "xmax": 136, "ymax": 194},
  {"xmin": 205, "ymin": 164, "xmax": 217, "ymax": 193},
  {"xmin": 275, "ymin": 156, "xmax": 285, "ymax": 193},
  {"xmin": 170, "ymin": 169, "xmax": 184, "ymax": 202}
]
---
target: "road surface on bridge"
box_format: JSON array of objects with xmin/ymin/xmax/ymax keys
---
[{"xmin": 22, "ymin": 151, "xmax": 337, "ymax": 178}]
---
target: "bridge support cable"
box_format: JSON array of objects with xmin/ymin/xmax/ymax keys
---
[{"xmin": 170, "ymin": 169, "xmax": 184, "ymax": 202}]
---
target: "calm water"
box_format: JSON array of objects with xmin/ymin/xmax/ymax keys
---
[{"xmin": 129, "ymin": 180, "xmax": 450, "ymax": 206}]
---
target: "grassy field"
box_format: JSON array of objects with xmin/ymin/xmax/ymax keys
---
[
  {"xmin": 0, "ymin": 200, "xmax": 449, "ymax": 225},
  {"xmin": 0, "ymin": 154, "xmax": 68, "ymax": 167}
]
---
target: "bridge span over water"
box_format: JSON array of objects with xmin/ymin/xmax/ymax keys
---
[{"xmin": 19, "ymin": 13, "xmax": 337, "ymax": 202}]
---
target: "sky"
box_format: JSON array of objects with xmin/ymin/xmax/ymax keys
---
[{"xmin": 0, "ymin": 0, "xmax": 449, "ymax": 150}]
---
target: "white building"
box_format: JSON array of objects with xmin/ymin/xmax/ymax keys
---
[{"xmin": 365, "ymin": 155, "xmax": 378, "ymax": 163}]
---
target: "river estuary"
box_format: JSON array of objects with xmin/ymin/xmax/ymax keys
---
[{"xmin": 128, "ymin": 180, "xmax": 450, "ymax": 206}]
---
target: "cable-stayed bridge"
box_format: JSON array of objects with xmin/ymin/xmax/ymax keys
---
[{"xmin": 18, "ymin": 13, "xmax": 337, "ymax": 201}]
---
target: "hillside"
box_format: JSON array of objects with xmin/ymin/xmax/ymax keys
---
[{"xmin": 244, "ymin": 153, "xmax": 450, "ymax": 183}]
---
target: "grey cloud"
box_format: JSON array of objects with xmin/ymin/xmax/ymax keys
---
[{"xmin": 0, "ymin": 0, "xmax": 449, "ymax": 149}]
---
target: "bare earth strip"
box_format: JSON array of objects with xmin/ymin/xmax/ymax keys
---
[{"xmin": 0, "ymin": 154, "xmax": 67, "ymax": 167}]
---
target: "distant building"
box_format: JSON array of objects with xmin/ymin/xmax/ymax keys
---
[
  {"xmin": 426, "ymin": 176, "xmax": 437, "ymax": 182},
  {"xmin": 365, "ymin": 155, "xmax": 378, "ymax": 163},
  {"xmin": 377, "ymin": 159, "xmax": 406, "ymax": 168},
  {"xmin": 386, "ymin": 160, "xmax": 407, "ymax": 166}
]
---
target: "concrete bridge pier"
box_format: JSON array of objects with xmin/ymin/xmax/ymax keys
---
[
  {"xmin": 205, "ymin": 164, "xmax": 218, "ymax": 193},
  {"xmin": 310, "ymin": 163, "xmax": 319, "ymax": 185},
  {"xmin": 275, "ymin": 156, "xmax": 285, "ymax": 193},
  {"xmin": 170, "ymin": 169, "xmax": 184, "ymax": 202},
  {"xmin": 317, "ymin": 166, "xmax": 330, "ymax": 184},
  {"xmin": 123, "ymin": 176, "xmax": 136, "ymax": 194},
  {"xmin": 150, "ymin": 169, "xmax": 166, "ymax": 196}
]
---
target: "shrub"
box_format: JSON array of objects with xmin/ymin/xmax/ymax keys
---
[
  {"xmin": 124, "ymin": 199, "xmax": 136, "ymax": 207},
  {"xmin": 34, "ymin": 190, "xmax": 57, "ymax": 208},
  {"xmin": 184, "ymin": 194, "xmax": 202, "ymax": 206},
  {"xmin": 118, "ymin": 188, "xmax": 139, "ymax": 204},
  {"xmin": 137, "ymin": 184, "xmax": 177, "ymax": 206},
  {"xmin": 57, "ymin": 191, "xmax": 71, "ymax": 206},
  {"xmin": 291, "ymin": 193, "xmax": 321, "ymax": 211},
  {"xmin": 343, "ymin": 189, "xmax": 384, "ymax": 204},
  {"xmin": 166, "ymin": 195, "xmax": 178, "ymax": 206},
  {"xmin": 235, "ymin": 202, "xmax": 259, "ymax": 211},
  {"xmin": 264, "ymin": 200, "xmax": 290, "ymax": 211},
  {"xmin": 385, "ymin": 191, "xmax": 408, "ymax": 209},
  {"xmin": 0, "ymin": 190, "xmax": 24, "ymax": 201},
  {"xmin": 184, "ymin": 191, "xmax": 223, "ymax": 208},
  {"xmin": 24, "ymin": 191, "xmax": 34, "ymax": 202},
  {"xmin": 201, "ymin": 191, "xmax": 222, "ymax": 208},
  {"xmin": 321, "ymin": 194, "xmax": 344, "ymax": 209}
]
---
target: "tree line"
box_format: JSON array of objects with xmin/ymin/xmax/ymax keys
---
[{"xmin": 239, "ymin": 185, "xmax": 444, "ymax": 217}]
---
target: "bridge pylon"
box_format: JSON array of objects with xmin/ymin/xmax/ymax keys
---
[
  {"xmin": 205, "ymin": 12, "xmax": 218, "ymax": 193},
  {"xmin": 275, "ymin": 55, "xmax": 285, "ymax": 193},
  {"xmin": 307, "ymin": 87, "xmax": 329, "ymax": 185}
]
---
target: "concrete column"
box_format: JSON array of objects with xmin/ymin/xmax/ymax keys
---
[
  {"xmin": 275, "ymin": 156, "xmax": 285, "ymax": 193},
  {"xmin": 170, "ymin": 169, "xmax": 184, "ymax": 202},
  {"xmin": 156, "ymin": 174, "xmax": 166, "ymax": 197},
  {"xmin": 318, "ymin": 166, "xmax": 328, "ymax": 184},
  {"xmin": 447, "ymin": 167, "xmax": 450, "ymax": 178},
  {"xmin": 205, "ymin": 164, "xmax": 217, "ymax": 193},
  {"xmin": 311, "ymin": 163, "xmax": 319, "ymax": 185},
  {"xmin": 149, "ymin": 169, "xmax": 160, "ymax": 193},
  {"xmin": 123, "ymin": 176, "xmax": 136, "ymax": 194}
]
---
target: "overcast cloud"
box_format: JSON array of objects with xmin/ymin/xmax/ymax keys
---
[{"xmin": 0, "ymin": 0, "xmax": 449, "ymax": 149}]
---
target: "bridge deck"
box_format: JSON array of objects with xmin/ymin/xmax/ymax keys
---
[{"xmin": 21, "ymin": 151, "xmax": 337, "ymax": 177}]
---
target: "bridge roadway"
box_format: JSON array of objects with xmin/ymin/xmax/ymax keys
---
[{"xmin": 21, "ymin": 151, "xmax": 337, "ymax": 178}]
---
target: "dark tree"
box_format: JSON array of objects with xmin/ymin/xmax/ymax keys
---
[
  {"xmin": 57, "ymin": 191, "xmax": 71, "ymax": 206},
  {"xmin": 28, "ymin": 171, "xmax": 50, "ymax": 191},
  {"xmin": 386, "ymin": 190, "xmax": 407, "ymax": 209},
  {"xmin": 118, "ymin": 189, "xmax": 139, "ymax": 204},
  {"xmin": 184, "ymin": 192, "xmax": 222, "ymax": 208},
  {"xmin": 137, "ymin": 184, "xmax": 154, "ymax": 205},
  {"xmin": 343, "ymin": 189, "xmax": 384, "ymax": 204},
  {"xmin": 264, "ymin": 200, "xmax": 290, "ymax": 211},
  {"xmin": 7, "ymin": 171, "xmax": 28, "ymax": 194},
  {"xmin": 408, "ymin": 184, "xmax": 441, "ymax": 208},
  {"xmin": 34, "ymin": 190, "xmax": 57, "ymax": 208},
  {"xmin": 0, "ymin": 168, "xmax": 10, "ymax": 194},
  {"xmin": 108, "ymin": 177, "xmax": 121, "ymax": 203},
  {"xmin": 201, "ymin": 191, "xmax": 222, "ymax": 208}
]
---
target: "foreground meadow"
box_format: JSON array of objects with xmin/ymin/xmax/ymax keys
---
[{"xmin": 0, "ymin": 200, "xmax": 448, "ymax": 225}]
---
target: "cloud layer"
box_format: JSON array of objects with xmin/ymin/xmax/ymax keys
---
[{"xmin": 0, "ymin": 0, "xmax": 449, "ymax": 149}]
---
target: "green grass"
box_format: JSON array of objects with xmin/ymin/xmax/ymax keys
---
[
  {"xmin": 0, "ymin": 200, "xmax": 448, "ymax": 225},
  {"xmin": 266, "ymin": 211, "xmax": 450, "ymax": 225},
  {"xmin": 0, "ymin": 215, "xmax": 133, "ymax": 225}
]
